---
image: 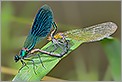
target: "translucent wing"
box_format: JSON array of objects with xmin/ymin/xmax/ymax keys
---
[
  {"xmin": 24, "ymin": 5, "xmax": 53, "ymax": 50},
  {"xmin": 64, "ymin": 22, "xmax": 117, "ymax": 42}
]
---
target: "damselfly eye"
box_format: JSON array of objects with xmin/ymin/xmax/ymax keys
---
[{"xmin": 14, "ymin": 55, "xmax": 20, "ymax": 62}]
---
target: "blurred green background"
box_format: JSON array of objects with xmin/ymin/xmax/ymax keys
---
[{"xmin": 1, "ymin": 1, "xmax": 121, "ymax": 81}]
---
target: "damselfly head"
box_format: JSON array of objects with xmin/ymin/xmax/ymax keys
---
[{"xmin": 14, "ymin": 55, "xmax": 20, "ymax": 62}]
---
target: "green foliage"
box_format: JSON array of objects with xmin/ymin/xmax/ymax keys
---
[
  {"xmin": 101, "ymin": 38, "xmax": 121, "ymax": 80},
  {"xmin": 2, "ymin": 2, "xmax": 14, "ymax": 50}
]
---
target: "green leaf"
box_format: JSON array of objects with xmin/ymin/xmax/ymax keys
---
[
  {"xmin": 12, "ymin": 39, "xmax": 83, "ymax": 81},
  {"xmin": 101, "ymin": 38, "xmax": 121, "ymax": 80}
]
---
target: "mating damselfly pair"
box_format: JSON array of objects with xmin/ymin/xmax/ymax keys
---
[{"xmin": 14, "ymin": 4, "xmax": 117, "ymax": 74}]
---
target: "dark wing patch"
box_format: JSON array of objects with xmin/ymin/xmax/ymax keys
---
[{"xmin": 24, "ymin": 5, "xmax": 53, "ymax": 50}]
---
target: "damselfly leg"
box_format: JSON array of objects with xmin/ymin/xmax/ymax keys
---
[
  {"xmin": 37, "ymin": 54, "xmax": 46, "ymax": 69},
  {"xmin": 26, "ymin": 53, "xmax": 46, "ymax": 69},
  {"xmin": 26, "ymin": 59, "xmax": 37, "ymax": 74},
  {"xmin": 18, "ymin": 60, "xmax": 29, "ymax": 73},
  {"xmin": 18, "ymin": 57, "xmax": 38, "ymax": 74},
  {"xmin": 45, "ymin": 22, "xmax": 70, "ymax": 57}
]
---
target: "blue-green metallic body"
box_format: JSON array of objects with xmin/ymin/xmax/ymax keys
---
[{"xmin": 20, "ymin": 49, "xmax": 28, "ymax": 57}]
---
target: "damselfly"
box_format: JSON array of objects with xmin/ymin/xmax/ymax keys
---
[
  {"xmin": 48, "ymin": 22, "xmax": 117, "ymax": 44},
  {"xmin": 14, "ymin": 4, "xmax": 69, "ymax": 74}
]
